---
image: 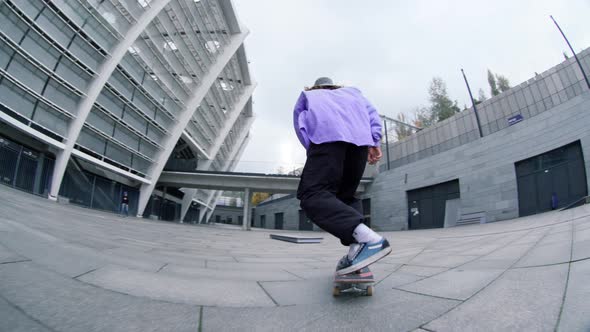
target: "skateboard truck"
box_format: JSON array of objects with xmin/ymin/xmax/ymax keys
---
[{"xmin": 333, "ymin": 266, "xmax": 375, "ymax": 297}]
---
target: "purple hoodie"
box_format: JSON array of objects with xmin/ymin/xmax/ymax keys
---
[{"xmin": 293, "ymin": 87, "xmax": 382, "ymax": 150}]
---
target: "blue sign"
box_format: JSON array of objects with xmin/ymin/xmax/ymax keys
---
[{"xmin": 508, "ymin": 114, "xmax": 523, "ymax": 126}]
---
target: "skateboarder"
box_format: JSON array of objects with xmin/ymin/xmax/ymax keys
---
[{"xmin": 294, "ymin": 77, "xmax": 391, "ymax": 275}]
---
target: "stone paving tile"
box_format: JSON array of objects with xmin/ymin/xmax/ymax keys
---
[
  {"xmin": 282, "ymin": 267, "xmax": 332, "ymax": 280},
  {"xmin": 205, "ymin": 260, "xmax": 311, "ymax": 271},
  {"xmin": 161, "ymin": 263, "xmax": 299, "ymax": 281},
  {"xmin": 572, "ymin": 239, "xmax": 590, "ymax": 261},
  {"xmin": 0, "ymin": 229, "xmax": 104, "ymax": 277},
  {"xmin": 147, "ymin": 249, "xmax": 236, "ymax": 262},
  {"xmin": 0, "ymin": 243, "xmax": 27, "ymax": 264},
  {"xmin": 260, "ymin": 279, "xmax": 339, "ymax": 306},
  {"xmin": 511, "ymin": 230, "xmax": 549, "ymax": 245},
  {"xmin": 460, "ymin": 258, "xmax": 516, "ymax": 270},
  {"xmin": 0, "ymin": 227, "xmax": 163, "ymax": 277},
  {"xmin": 409, "ymin": 253, "xmax": 480, "ymax": 267},
  {"xmin": 514, "ymin": 242, "xmax": 572, "ymax": 267},
  {"xmin": 0, "ymin": 295, "xmax": 49, "ymax": 332},
  {"xmin": 514, "ymin": 229, "xmax": 572, "ymax": 267},
  {"xmin": 203, "ymin": 289, "xmax": 459, "ymax": 332},
  {"xmin": 424, "ymin": 265, "xmax": 569, "ymax": 331},
  {"xmin": 557, "ymin": 259, "xmax": 590, "ymax": 331},
  {"xmin": 202, "ymin": 304, "xmax": 330, "ymax": 332},
  {"xmin": 398, "ymin": 265, "xmax": 448, "ymax": 277},
  {"xmin": 103, "ymin": 247, "xmax": 207, "ymax": 268},
  {"xmin": 397, "ymin": 268, "xmax": 505, "ymax": 300},
  {"xmin": 0, "ymin": 186, "xmax": 587, "ymax": 331},
  {"xmin": 377, "ymin": 271, "xmax": 424, "ymax": 289},
  {"xmin": 0, "ymin": 262, "xmax": 200, "ymax": 332},
  {"xmin": 299, "ymin": 289, "xmax": 460, "ymax": 331},
  {"xmin": 79, "ymin": 265, "xmax": 276, "ymax": 307},
  {"xmin": 480, "ymin": 243, "xmax": 534, "ymax": 261},
  {"xmin": 573, "ymin": 221, "xmax": 590, "ymax": 261}
]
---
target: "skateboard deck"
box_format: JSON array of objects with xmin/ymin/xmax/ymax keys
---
[{"xmin": 333, "ymin": 266, "xmax": 375, "ymax": 296}]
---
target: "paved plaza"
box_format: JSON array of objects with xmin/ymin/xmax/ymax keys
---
[{"xmin": 0, "ymin": 186, "xmax": 588, "ymax": 331}]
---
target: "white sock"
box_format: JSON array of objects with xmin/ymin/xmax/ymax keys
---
[{"xmin": 352, "ymin": 223, "xmax": 383, "ymax": 244}]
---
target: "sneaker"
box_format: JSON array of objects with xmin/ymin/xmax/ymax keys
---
[
  {"xmin": 336, "ymin": 255, "xmax": 351, "ymax": 271},
  {"xmin": 336, "ymin": 238, "xmax": 391, "ymax": 275}
]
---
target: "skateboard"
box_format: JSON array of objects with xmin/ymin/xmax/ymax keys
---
[{"xmin": 333, "ymin": 265, "xmax": 375, "ymax": 297}]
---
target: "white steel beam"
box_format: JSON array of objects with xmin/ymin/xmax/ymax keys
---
[
  {"xmin": 48, "ymin": 0, "xmax": 171, "ymax": 201},
  {"xmin": 180, "ymin": 105, "xmax": 254, "ymax": 222},
  {"xmin": 203, "ymin": 116, "xmax": 253, "ymax": 224},
  {"xmin": 241, "ymin": 187, "xmax": 251, "ymax": 230},
  {"xmin": 207, "ymin": 86, "xmax": 255, "ymax": 163},
  {"xmin": 218, "ymin": 0, "xmax": 242, "ymax": 34},
  {"xmin": 136, "ymin": 30, "xmax": 249, "ymax": 216}
]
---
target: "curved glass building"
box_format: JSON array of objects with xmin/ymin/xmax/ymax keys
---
[{"xmin": 0, "ymin": 0, "xmax": 255, "ymax": 222}]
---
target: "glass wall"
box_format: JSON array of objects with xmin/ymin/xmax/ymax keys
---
[{"xmin": 0, "ymin": 135, "xmax": 54, "ymax": 196}]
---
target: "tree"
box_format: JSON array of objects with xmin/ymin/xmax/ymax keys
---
[
  {"xmin": 487, "ymin": 69, "xmax": 500, "ymax": 96},
  {"xmin": 473, "ymin": 88, "xmax": 487, "ymax": 105},
  {"xmin": 251, "ymin": 192, "xmax": 271, "ymax": 206},
  {"xmin": 488, "ymin": 69, "xmax": 511, "ymax": 95},
  {"xmin": 478, "ymin": 88, "xmax": 487, "ymax": 102},
  {"xmin": 394, "ymin": 112, "xmax": 414, "ymax": 140},
  {"xmin": 496, "ymin": 74, "xmax": 510, "ymax": 93},
  {"xmin": 412, "ymin": 106, "xmax": 435, "ymax": 128},
  {"xmin": 428, "ymin": 77, "xmax": 460, "ymax": 122}
]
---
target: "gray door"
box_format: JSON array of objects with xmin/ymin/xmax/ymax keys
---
[
  {"xmin": 260, "ymin": 215, "xmax": 266, "ymax": 228},
  {"xmin": 407, "ymin": 179, "xmax": 460, "ymax": 229},
  {"xmin": 274, "ymin": 212, "xmax": 284, "ymax": 229},
  {"xmin": 516, "ymin": 141, "xmax": 587, "ymax": 216},
  {"xmin": 298, "ymin": 210, "xmax": 314, "ymax": 231}
]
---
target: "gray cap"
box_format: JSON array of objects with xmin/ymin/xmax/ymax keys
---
[{"xmin": 313, "ymin": 77, "xmax": 335, "ymax": 87}]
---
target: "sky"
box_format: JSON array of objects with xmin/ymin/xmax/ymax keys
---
[{"xmin": 232, "ymin": 0, "xmax": 590, "ymax": 174}]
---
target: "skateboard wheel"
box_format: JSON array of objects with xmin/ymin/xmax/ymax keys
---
[
  {"xmin": 366, "ymin": 286, "xmax": 373, "ymax": 296},
  {"xmin": 333, "ymin": 286, "xmax": 340, "ymax": 297}
]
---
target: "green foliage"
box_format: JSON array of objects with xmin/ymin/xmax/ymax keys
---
[
  {"xmin": 251, "ymin": 192, "xmax": 271, "ymax": 206},
  {"xmin": 496, "ymin": 74, "xmax": 510, "ymax": 93},
  {"xmin": 412, "ymin": 106, "xmax": 435, "ymax": 128},
  {"xmin": 487, "ymin": 69, "xmax": 500, "ymax": 96},
  {"xmin": 488, "ymin": 69, "xmax": 511, "ymax": 96},
  {"xmin": 409, "ymin": 77, "xmax": 460, "ymax": 129},
  {"xmin": 394, "ymin": 112, "xmax": 414, "ymax": 140},
  {"xmin": 473, "ymin": 88, "xmax": 487, "ymax": 105},
  {"xmin": 428, "ymin": 77, "xmax": 460, "ymax": 122}
]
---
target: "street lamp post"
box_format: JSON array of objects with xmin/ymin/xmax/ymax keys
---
[
  {"xmin": 550, "ymin": 15, "xmax": 590, "ymax": 90},
  {"xmin": 383, "ymin": 119, "xmax": 390, "ymax": 171},
  {"xmin": 461, "ymin": 69, "xmax": 484, "ymax": 138}
]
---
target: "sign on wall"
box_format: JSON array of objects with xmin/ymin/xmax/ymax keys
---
[{"xmin": 508, "ymin": 114, "xmax": 524, "ymax": 126}]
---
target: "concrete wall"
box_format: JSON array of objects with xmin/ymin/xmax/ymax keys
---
[
  {"xmin": 253, "ymin": 195, "xmax": 322, "ymax": 231},
  {"xmin": 211, "ymin": 205, "xmax": 243, "ymax": 225},
  {"xmin": 370, "ymin": 91, "xmax": 590, "ymax": 230}
]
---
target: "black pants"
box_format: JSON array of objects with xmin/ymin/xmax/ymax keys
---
[{"xmin": 297, "ymin": 142, "xmax": 368, "ymax": 246}]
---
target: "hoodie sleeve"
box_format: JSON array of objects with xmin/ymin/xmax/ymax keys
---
[
  {"xmin": 365, "ymin": 97, "xmax": 382, "ymax": 147},
  {"xmin": 293, "ymin": 92, "xmax": 311, "ymax": 149}
]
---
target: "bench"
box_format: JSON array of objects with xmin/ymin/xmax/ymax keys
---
[{"xmin": 457, "ymin": 211, "xmax": 486, "ymax": 226}]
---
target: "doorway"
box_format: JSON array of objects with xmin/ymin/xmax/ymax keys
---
[
  {"xmin": 407, "ymin": 179, "xmax": 460, "ymax": 229},
  {"xmin": 516, "ymin": 141, "xmax": 587, "ymax": 216}
]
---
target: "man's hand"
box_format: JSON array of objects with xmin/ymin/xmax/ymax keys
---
[{"xmin": 368, "ymin": 146, "xmax": 382, "ymax": 165}]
